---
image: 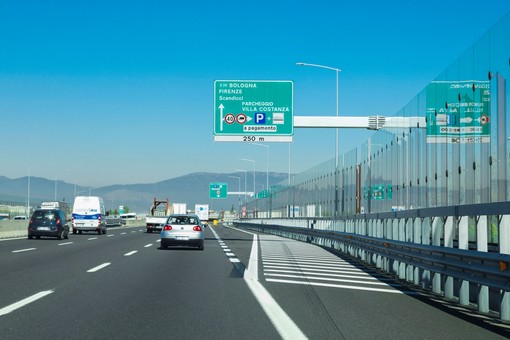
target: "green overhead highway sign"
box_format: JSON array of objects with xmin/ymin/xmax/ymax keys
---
[
  {"xmin": 209, "ymin": 182, "xmax": 228, "ymax": 199},
  {"xmin": 214, "ymin": 80, "xmax": 294, "ymax": 142}
]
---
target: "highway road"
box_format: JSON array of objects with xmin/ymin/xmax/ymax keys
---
[{"xmin": 1, "ymin": 224, "xmax": 509, "ymax": 339}]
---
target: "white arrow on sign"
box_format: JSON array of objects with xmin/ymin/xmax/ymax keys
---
[{"xmin": 219, "ymin": 104, "xmax": 225, "ymax": 131}]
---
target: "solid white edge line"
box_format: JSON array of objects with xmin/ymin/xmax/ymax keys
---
[
  {"xmin": 244, "ymin": 234, "xmax": 307, "ymax": 340},
  {"xmin": 212, "ymin": 225, "xmax": 307, "ymax": 339},
  {"xmin": 0, "ymin": 290, "xmax": 54, "ymax": 316},
  {"xmin": 87, "ymin": 263, "xmax": 111, "ymax": 272}
]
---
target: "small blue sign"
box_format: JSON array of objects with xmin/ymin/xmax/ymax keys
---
[{"xmin": 255, "ymin": 112, "xmax": 266, "ymax": 124}]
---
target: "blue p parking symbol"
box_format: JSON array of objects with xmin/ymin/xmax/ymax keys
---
[{"xmin": 255, "ymin": 112, "xmax": 266, "ymax": 124}]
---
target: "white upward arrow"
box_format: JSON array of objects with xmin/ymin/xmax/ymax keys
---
[{"xmin": 219, "ymin": 104, "xmax": 225, "ymax": 131}]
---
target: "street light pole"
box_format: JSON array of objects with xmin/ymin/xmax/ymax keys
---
[
  {"xmin": 240, "ymin": 158, "xmax": 256, "ymax": 197},
  {"xmin": 27, "ymin": 168, "xmax": 30, "ymax": 218},
  {"xmin": 54, "ymin": 174, "xmax": 58, "ymax": 201},
  {"xmin": 297, "ymin": 62, "xmax": 341, "ymax": 215},
  {"xmin": 252, "ymin": 143, "xmax": 269, "ymax": 192},
  {"xmin": 296, "ymin": 62, "xmax": 341, "ymax": 169},
  {"xmin": 229, "ymin": 175, "xmax": 241, "ymax": 214},
  {"xmin": 233, "ymin": 169, "xmax": 247, "ymax": 203}
]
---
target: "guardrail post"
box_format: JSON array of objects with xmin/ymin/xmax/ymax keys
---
[
  {"xmin": 444, "ymin": 216, "xmax": 455, "ymax": 300},
  {"xmin": 391, "ymin": 219, "xmax": 399, "ymax": 276},
  {"xmin": 405, "ymin": 218, "xmax": 414, "ymax": 282},
  {"xmin": 398, "ymin": 218, "xmax": 406, "ymax": 280},
  {"xmin": 421, "ymin": 217, "xmax": 431, "ymax": 289},
  {"xmin": 477, "ymin": 215, "xmax": 489, "ymax": 313},
  {"xmin": 500, "ymin": 215, "xmax": 510, "ymax": 321},
  {"xmin": 376, "ymin": 219, "xmax": 383, "ymax": 269},
  {"xmin": 413, "ymin": 217, "xmax": 422, "ymax": 286},
  {"xmin": 458, "ymin": 216, "xmax": 470, "ymax": 306},
  {"xmin": 432, "ymin": 216, "xmax": 443, "ymax": 295}
]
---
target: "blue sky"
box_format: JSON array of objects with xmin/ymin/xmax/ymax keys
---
[{"xmin": 1, "ymin": 0, "xmax": 510, "ymax": 188}]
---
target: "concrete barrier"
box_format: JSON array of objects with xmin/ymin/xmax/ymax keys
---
[
  {"xmin": 0, "ymin": 220, "xmax": 28, "ymax": 239},
  {"xmin": 0, "ymin": 219, "xmax": 144, "ymax": 239}
]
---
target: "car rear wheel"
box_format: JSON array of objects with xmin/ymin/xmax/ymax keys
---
[
  {"xmin": 198, "ymin": 240, "xmax": 204, "ymax": 251},
  {"xmin": 28, "ymin": 235, "xmax": 33, "ymax": 240},
  {"xmin": 58, "ymin": 229, "xmax": 63, "ymax": 240}
]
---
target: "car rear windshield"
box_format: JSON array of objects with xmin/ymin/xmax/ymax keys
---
[
  {"xmin": 32, "ymin": 210, "xmax": 59, "ymax": 221},
  {"xmin": 170, "ymin": 216, "xmax": 198, "ymax": 225}
]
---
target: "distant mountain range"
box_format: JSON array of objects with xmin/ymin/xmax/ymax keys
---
[{"xmin": 0, "ymin": 172, "xmax": 289, "ymax": 213}]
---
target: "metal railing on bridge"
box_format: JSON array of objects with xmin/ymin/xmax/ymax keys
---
[{"xmin": 235, "ymin": 201, "xmax": 510, "ymax": 322}]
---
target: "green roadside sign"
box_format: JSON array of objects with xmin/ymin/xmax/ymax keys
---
[
  {"xmin": 426, "ymin": 80, "xmax": 490, "ymax": 144},
  {"xmin": 214, "ymin": 80, "xmax": 294, "ymax": 142},
  {"xmin": 209, "ymin": 182, "xmax": 228, "ymax": 199}
]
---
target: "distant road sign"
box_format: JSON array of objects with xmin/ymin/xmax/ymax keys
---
[
  {"xmin": 214, "ymin": 80, "xmax": 294, "ymax": 143},
  {"xmin": 426, "ymin": 80, "xmax": 490, "ymax": 144},
  {"xmin": 209, "ymin": 182, "xmax": 228, "ymax": 199}
]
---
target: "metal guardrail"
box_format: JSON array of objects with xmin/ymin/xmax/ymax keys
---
[
  {"xmin": 105, "ymin": 218, "xmax": 126, "ymax": 227},
  {"xmin": 236, "ymin": 213, "xmax": 510, "ymax": 322}
]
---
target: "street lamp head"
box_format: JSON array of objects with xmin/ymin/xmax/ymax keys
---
[
  {"xmin": 295, "ymin": 62, "xmax": 341, "ymax": 72},
  {"xmin": 251, "ymin": 142, "xmax": 269, "ymax": 148}
]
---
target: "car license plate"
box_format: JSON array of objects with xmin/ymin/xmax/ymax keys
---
[
  {"xmin": 38, "ymin": 227, "xmax": 50, "ymax": 231},
  {"xmin": 176, "ymin": 236, "xmax": 189, "ymax": 240}
]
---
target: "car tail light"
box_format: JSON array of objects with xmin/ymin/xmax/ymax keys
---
[
  {"xmin": 57, "ymin": 218, "xmax": 61, "ymax": 225},
  {"xmin": 193, "ymin": 226, "xmax": 202, "ymax": 232},
  {"xmin": 163, "ymin": 225, "xmax": 172, "ymax": 231}
]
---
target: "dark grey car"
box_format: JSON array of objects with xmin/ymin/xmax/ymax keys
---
[{"xmin": 28, "ymin": 209, "xmax": 69, "ymax": 240}]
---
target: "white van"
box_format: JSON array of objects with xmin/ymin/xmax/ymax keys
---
[{"xmin": 72, "ymin": 196, "xmax": 108, "ymax": 235}]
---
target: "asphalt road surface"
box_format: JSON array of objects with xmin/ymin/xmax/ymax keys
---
[{"xmin": 1, "ymin": 224, "xmax": 509, "ymax": 339}]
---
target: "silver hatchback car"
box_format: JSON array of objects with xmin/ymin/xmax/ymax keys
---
[{"xmin": 160, "ymin": 214, "xmax": 205, "ymax": 250}]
